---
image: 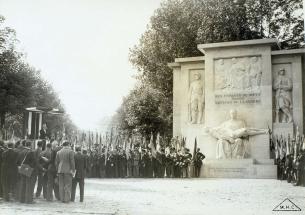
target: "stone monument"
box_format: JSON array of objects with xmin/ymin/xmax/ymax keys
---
[{"xmin": 168, "ymin": 38, "xmax": 305, "ymax": 178}]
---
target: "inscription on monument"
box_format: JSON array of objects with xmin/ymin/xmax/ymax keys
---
[
  {"xmin": 214, "ymin": 56, "xmax": 262, "ymax": 105},
  {"xmin": 215, "ymin": 92, "xmax": 261, "ymax": 105}
]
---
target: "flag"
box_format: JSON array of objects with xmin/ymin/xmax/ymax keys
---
[
  {"xmin": 286, "ymin": 136, "xmax": 290, "ymax": 155},
  {"xmin": 275, "ymin": 136, "xmax": 279, "ymax": 159},
  {"xmin": 302, "ymin": 135, "xmax": 305, "ymax": 150},
  {"xmin": 156, "ymin": 132, "xmax": 161, "ymax": 152},
  {"xmin": 148, "ymin": 133, "xmax": 156, "ymax": 158},
  {"xmin": 193, "ymin": 137, "xmax": 197, "ymax": 161}
]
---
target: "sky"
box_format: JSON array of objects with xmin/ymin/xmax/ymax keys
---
[{"xmin": 0, "ymin": 0, "xmax": 163, "ymax": 130}]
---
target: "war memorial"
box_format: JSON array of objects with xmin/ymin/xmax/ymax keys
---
[{"xmin": 169, "ymin": 38, "xmax": 305, "ymax": 179}]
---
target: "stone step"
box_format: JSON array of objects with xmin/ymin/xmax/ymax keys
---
[{"xmin": 254, "ymin": 159, "xmax": 275, "ymax": 165}]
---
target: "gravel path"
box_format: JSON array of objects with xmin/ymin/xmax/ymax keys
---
[{"xmin": 0, "ymin": 178, "xmax": 304, "ymax": 215}]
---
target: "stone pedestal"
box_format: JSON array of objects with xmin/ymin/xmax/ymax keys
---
[{"xmin": 202, "ymin": 159, "xmax": 277, "ymax": 179}]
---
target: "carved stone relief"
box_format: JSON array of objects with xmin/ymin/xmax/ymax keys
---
[
  {"xmin": 272, "ymin": 65, "xmax": 293, "ymax": 123},
  {"xmin": 214, "ymin": 56, "xmax": 262, "ymax": 91},
  {"xmin": 214, "ymin": 56, "xmax": 262, "ymax": 105},
  {"xmin": 188, "ymin": 70, "xmax": 204, "ymax": 124}
]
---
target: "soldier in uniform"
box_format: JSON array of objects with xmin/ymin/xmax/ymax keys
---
[
  {"xmin": 193, "ymin": 148, "xmax": 205, "ymax": 177},
  {"xmin": 120, "ymin": 149, "xmax": 127, "ymax": 178},
  {"xmin": 156, "ymin": 148, "xmax": 165, "ymax": 178},
  {"xmin": 126, "ymin": 149, "xmax": 133, "ymax": 178},
  {"xmin": 133, "ymin": 148, "xmax": 140, "ymax": 177},
  {"xmin": 279, "ymin": 153, "xmax": 286, "ymax": 180},
  {"xmin": 98, "ymin": 150, "xmax": 106, "ymax": 178},
  {"xmin": 141, "ymin": 149, "xmax": 149, "ymax": 177},
  {"xmin": 296, "ymin": 149, "xmax": 305, "ymax": 186},
  {"xmin": 285, "ymin": 153, "xmax": 294, "ymax": 183},
  {"xmin": 146, "ymin": 150, "xmax": 153, "ymax": 177},
  {"xmin": 182, "ymin": 148, "xmax": 192, "ymax": 178}
]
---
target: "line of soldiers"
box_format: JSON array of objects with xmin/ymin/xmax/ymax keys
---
[
  {"xmin": 272, "ymin": 131, "xmax": 305, "ymax": 186},
  {"xmin": 0, "ymin": 139, "xmax": 86, "ymax": 203},
  {"xmin": 84, "ymin": 145, "xmax": 205, "ymax": 179}
]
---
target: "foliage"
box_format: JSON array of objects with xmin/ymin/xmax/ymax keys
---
[
  {"xmin": 0, "ymin": 15, "xmax": 76, "ymax": 138},
  {"xmin": 115, "ymin": 84, "xmax": 171, "ymax": 137},
  {"xmin": 118, "ymin": 0, "xmax": 304, "ymax": 137}
]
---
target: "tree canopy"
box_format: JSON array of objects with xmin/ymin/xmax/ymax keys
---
[
  {"xmin": 0, "ymin": 15, "xmax": 76, "ymax": 138},
  {"xmin": 115, "ymin": 0, "xmax": 304, "ymax": 138}
]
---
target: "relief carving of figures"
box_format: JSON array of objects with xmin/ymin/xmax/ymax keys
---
[
  {"xmin": 214, "ymin": 56, "xmax": 262, "ymax": 91},
  {"xmin": 228, "ymin": 57, "xmax": 247, "ymax": 90},
  {"xmin": 188, "ymin": 73, "xmax": 204, "ymax": 124},
  {"xmin": 215, "ymin": 59, "xmax": 227, "ymax": 90},
  {"xmin": 247, "ymin": 56, "xmax": 262, "ymax": 90},
  {"xmin": 273, "ymin": 68, "xmax": 293, "ymax": 123},
  {"xmin": 206, "ymin": 109, "xmax": 268, "ymax": 159}
]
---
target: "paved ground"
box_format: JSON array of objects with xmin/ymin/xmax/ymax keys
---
[{"xmin": 0, "ymin": 178, "xmax": 305, "ymax": 215}]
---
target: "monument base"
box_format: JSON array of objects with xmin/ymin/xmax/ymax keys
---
[{"xmin": 202, "ymin": 159, "xmax": 277, "ymax": 179}]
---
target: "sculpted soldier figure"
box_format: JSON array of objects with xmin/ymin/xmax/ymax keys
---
[
  {"xmin": 188, "ymin": 73, "xmax": 204, "ymax": 124},
  {"xmin": 207, "ymin": 109, "xmax": 268, "ymax": 159},
  {"xmin": 273, "ymin": 68, "xmax": 293, "ymax": 123}
]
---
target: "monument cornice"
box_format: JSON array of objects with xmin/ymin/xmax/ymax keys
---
[
  {"xmin": 168, "ymin": 56, "xmax": 205, "ymax": 68},
  {"xmin": 271, "ymin": 49, "xmax": 305, "ymax": 56},
  {"xmin": 198, "ymin": 38, "xmax": 278, "ymax": 54}
]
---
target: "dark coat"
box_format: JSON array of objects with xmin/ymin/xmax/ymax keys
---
[
  {"xmin": 74, "ymin": 152, "xmax": 87, "ymax": 179},
  {"xmin": 1, "ymin": 148, "xmax": 18, "ymax": 181},
  {"xmin": 39, "ymin": 129, "xmax": 50, "ymax": 139}
]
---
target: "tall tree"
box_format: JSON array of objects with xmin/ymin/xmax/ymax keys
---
[{"xmin": 0, "ymin": 15, "xmax": 76, "ymax": 137}]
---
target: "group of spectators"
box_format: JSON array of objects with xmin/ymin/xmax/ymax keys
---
[
  {"xmin": 0, "ymin": 139, "xmax": 86, "ymax": 204},
  {"xmin": 273, "ymin": 134, "xmax": 305, "ymax": 187},
  {"xmin": 0, "ymin": 137, "xmax": 206, "ymax": 205},
  {"xmin": 276, "ymin": 147, "xmax": 305, "ymax": 186},
  {"xmin": 84, "ymin": 145, "xmax": 205, "ymax": 179}
]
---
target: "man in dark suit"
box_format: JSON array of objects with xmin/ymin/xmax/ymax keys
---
[
  {"xmin": 17, "ymin": 141, "xmax": 36, "ymax": 204},
  {"xmin": 46, "ymin": 140, "xmax": 62, "ymax": 201},
  {"xmin": 1, "ymin": 142, "xmax": 18, "ymax": 201},
  {"xmin": 39, "ymin": 123, "xmax": 49, "ymax": 150},
  {"xmin": 55, "ymin": 141, "xmax": 75, "ymax": 203},
  {"xmin": 71, "ymin": 147, "xmax": 87, "ymax": 202}
]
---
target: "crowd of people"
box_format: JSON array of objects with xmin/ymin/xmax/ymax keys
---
[
  {"xmin": 272, "ymin": 129, "xmax": 305, "ymax": 187},
  {"xmin": 5, "ymin": 122, "xmax": 305, "ymax": 206},
  {"xmin": 84, "ymin": 144, "xmax": 205, "ymax": 179},
  {"xmin": 0, "ymin": 139, "xmax": 86, "ymax": 203},
  {"xmin": 0, "ymin": 135, "xmax": 206, "ymax": 204}
]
